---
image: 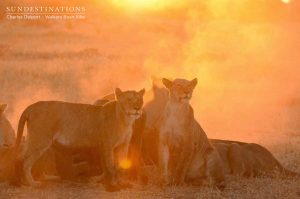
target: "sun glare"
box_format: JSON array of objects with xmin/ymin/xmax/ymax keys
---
[
  {"xmin": 281, "ymin": 0, "xmax": 290, "ymax": 4},
  {"xmin": 119, "ymin": 159, "xmax": 132, "ymax": 170}
]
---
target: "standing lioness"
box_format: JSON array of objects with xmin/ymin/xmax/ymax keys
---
[{"xmin": 14, "ymin": 88, "xmax": 145, "ymax": 191}]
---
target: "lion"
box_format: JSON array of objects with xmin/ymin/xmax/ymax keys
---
[
  {"xmin": 94, "ymin": 96, "xmax": 147, "ymax": 184},
  {"xmin": 146, "ymin": 78, "xmax": 225, "ymax": 188},
  {"xmin": 0, "ymin": 104, "xmax": 15, "ymax": 149},
  {"xmin": 0, "ymin": 104, "xmax": 55, "ymax": 183},
  {"xmin": 0, "ymin": 104, "xmax": 51, "ymax": 182},
  {"xmin": 0, "ymin": 104, "xmax": 16, "ymax": 182},
  {"xmin": 211, "ymin": 139, "xmax": 300, "ymax": 177},
  {"xmin": 94, "ymin": 93, "xmax": 115, "ymax": 106},
  {"xmin": 13, "ymin": 88, "xmax": 145, "ymax": 191},
  {"xmin": 53, "ymin": 95, "xmax": 148, "ymax": 184}
]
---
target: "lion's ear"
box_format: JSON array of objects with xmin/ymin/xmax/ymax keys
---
[
  {"xmin": 190, "ymin": 78, "xmax": 198, "ymax": 89},
  {"xmin": 115, "ymin": 88, "xmax": 123, "ymax": 100},
  {"xmin": 162, "ymin": 78, "xmax": 173, "ymax": 89},
  {"xmin": 151, "ymin": 76, "xmax": 161, "ymax": 88},
  {"xmin": 0, "ymin": 104, "xmax": 7, "ymax": 115},
  {"xmin": 138, "ymin": 88, "xmax": 145, "ymax": 96}
]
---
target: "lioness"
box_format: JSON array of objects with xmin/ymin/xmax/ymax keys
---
[
  {"xmin": 0, "ymin": 103, "xmax": 16, "ymax": 182},
  {"xmin": 0, "ymin": 104, "xmax": 15, "ymax": 149},
  {"xmin": 211, "ymin": 139, "xmax": 300, "ymax": 177},
  {"xmin": 94, "ymin": 96, "xmax": 147, "ymax": 183},
  {"xmin": 0, "ymin": 105, "xmax": 54, "ymax": 183},
  {"xmin": 148, "ymin": 78, "xmax": 225, "ymax": 188},
  {"xmin": 14, "ymin": 88, "xmax": 145, "ymax": 191}
]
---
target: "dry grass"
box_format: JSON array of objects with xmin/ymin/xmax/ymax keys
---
[{"xmin": 0, "ymin": 166, "xmax": 299, "ymax": 199}]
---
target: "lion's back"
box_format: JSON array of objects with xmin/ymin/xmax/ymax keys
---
[
  {"xmin": 22, "ymin": 101, "xmax": 108, "ymax": 146},
  {"xmin": 25, "ymin": 101, "xmax": 103, "ymax": 123},
  {"xmin": 212, "ymin": 139, "xmax": 284, "ymax": 176}
]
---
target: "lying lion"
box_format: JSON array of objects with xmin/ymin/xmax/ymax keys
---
[{"xmin": 211, "ymin": 139, "xmax": 300, "ymax": 177}]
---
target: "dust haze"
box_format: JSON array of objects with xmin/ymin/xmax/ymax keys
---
[{"xmin": 0, "ymin": 0, "xmax": 299, "ymax": 146}]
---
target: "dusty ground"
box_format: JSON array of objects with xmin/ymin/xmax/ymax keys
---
[
  {"xmin": 0, "ymin": 175, "xmax": 300, "ymax": 199},
  {"xmin": 0, "ymin": 134, "xmax": 299, "ymax": 199},
  {"xmin": 0, "ymin": 2, "xmax": 300, "ymax": 198}
]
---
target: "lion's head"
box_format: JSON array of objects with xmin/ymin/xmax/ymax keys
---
[
  {"xmin": 162, "ymin": 78, "xmax": 197, "ymax": 103},
  {"xmin": 0, "ymin": 103, "xmax": 13, "ymax": 148},
  {"xmin": 115, "ymin": 88, "xmax": 145, "ymax": 119}
]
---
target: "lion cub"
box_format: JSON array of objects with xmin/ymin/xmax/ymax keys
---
[
  {"xmin": 158, "ymin": 78, "xmax": 225, "ymax": 188},
  {"xmin": 14, "ymin": 88, "xmax": 145, "ymax": 191}
]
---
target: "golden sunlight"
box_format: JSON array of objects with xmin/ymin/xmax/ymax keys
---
[
  {"xmin": 119, "ymin": 159, "xmax": 132, "ymax": 169},
  {"xmin": 281, "ymin": 0, "xmax": 290, "ymax": 4}
]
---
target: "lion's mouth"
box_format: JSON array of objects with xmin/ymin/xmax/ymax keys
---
[
  {"xmin": 128, "ymin": 113, "xmax": 139, "ymax": 116},
  {"xmin": 180, "ymin": 96, "xmax": 191, "ymax": 101},
  {"xmin": 126, "ymin": 110, "xmax": 141, "ymax": 117}
]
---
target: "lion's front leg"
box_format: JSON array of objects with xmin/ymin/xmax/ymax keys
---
[
  {"xmin": 114, "ymin": 142, "xmax": 133, "ymax": 189},
  {"xmin": 158, "ymin": 143, "xmax": 170, "ymax": 185},
  {"xmin": 116, "ymin": 142, "xmax": 130, "ymax": 170},
  {"xmin": 102, "ymin": 143, "xmax": 119, "ymax": 192},
  {"xmin": 174, "ymin": 135, "xmax": 194, "ymax": 185}
]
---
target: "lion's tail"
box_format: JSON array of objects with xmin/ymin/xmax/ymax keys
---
[
  {"xmin": 280, "ymin": 167, "xmax": 300, "ymax": 178},
  {"xmin": 15, "ymin": 109, "xmax": 28, "ymax": 148},
  {"xmin": 10, "ymin": 108, "xmax": 30, "ymax": 186},
  {"xmin": 9, "ymin": 108, "xmax": 29, "ymax": 186}
]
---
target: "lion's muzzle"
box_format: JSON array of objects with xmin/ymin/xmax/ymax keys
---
[{"xmin": 126, "ymin": 109, "xmax": 142, "ymax": 119}]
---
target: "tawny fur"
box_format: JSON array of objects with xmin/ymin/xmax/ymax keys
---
[
  {"xmin": 0, "ymin": 104, "xmax": 15, "ymax": 148},
  {"xmin": 145, "ymin": 78, "xmax": 225, "ymax": 188},
  {"xmin": 211, "ymin": 139, "xmax": 300, "ymax": 177},
  {"xmin": 0, "ymin": 104, "xmax": 16, "ymax": 182},
  {"xmin": 14, "ymin": 88, "xmax": 145, "ymax": 190},
  {"xmin": 143, "ymin": 81, "xmax": 299, "ymax": 181}
]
